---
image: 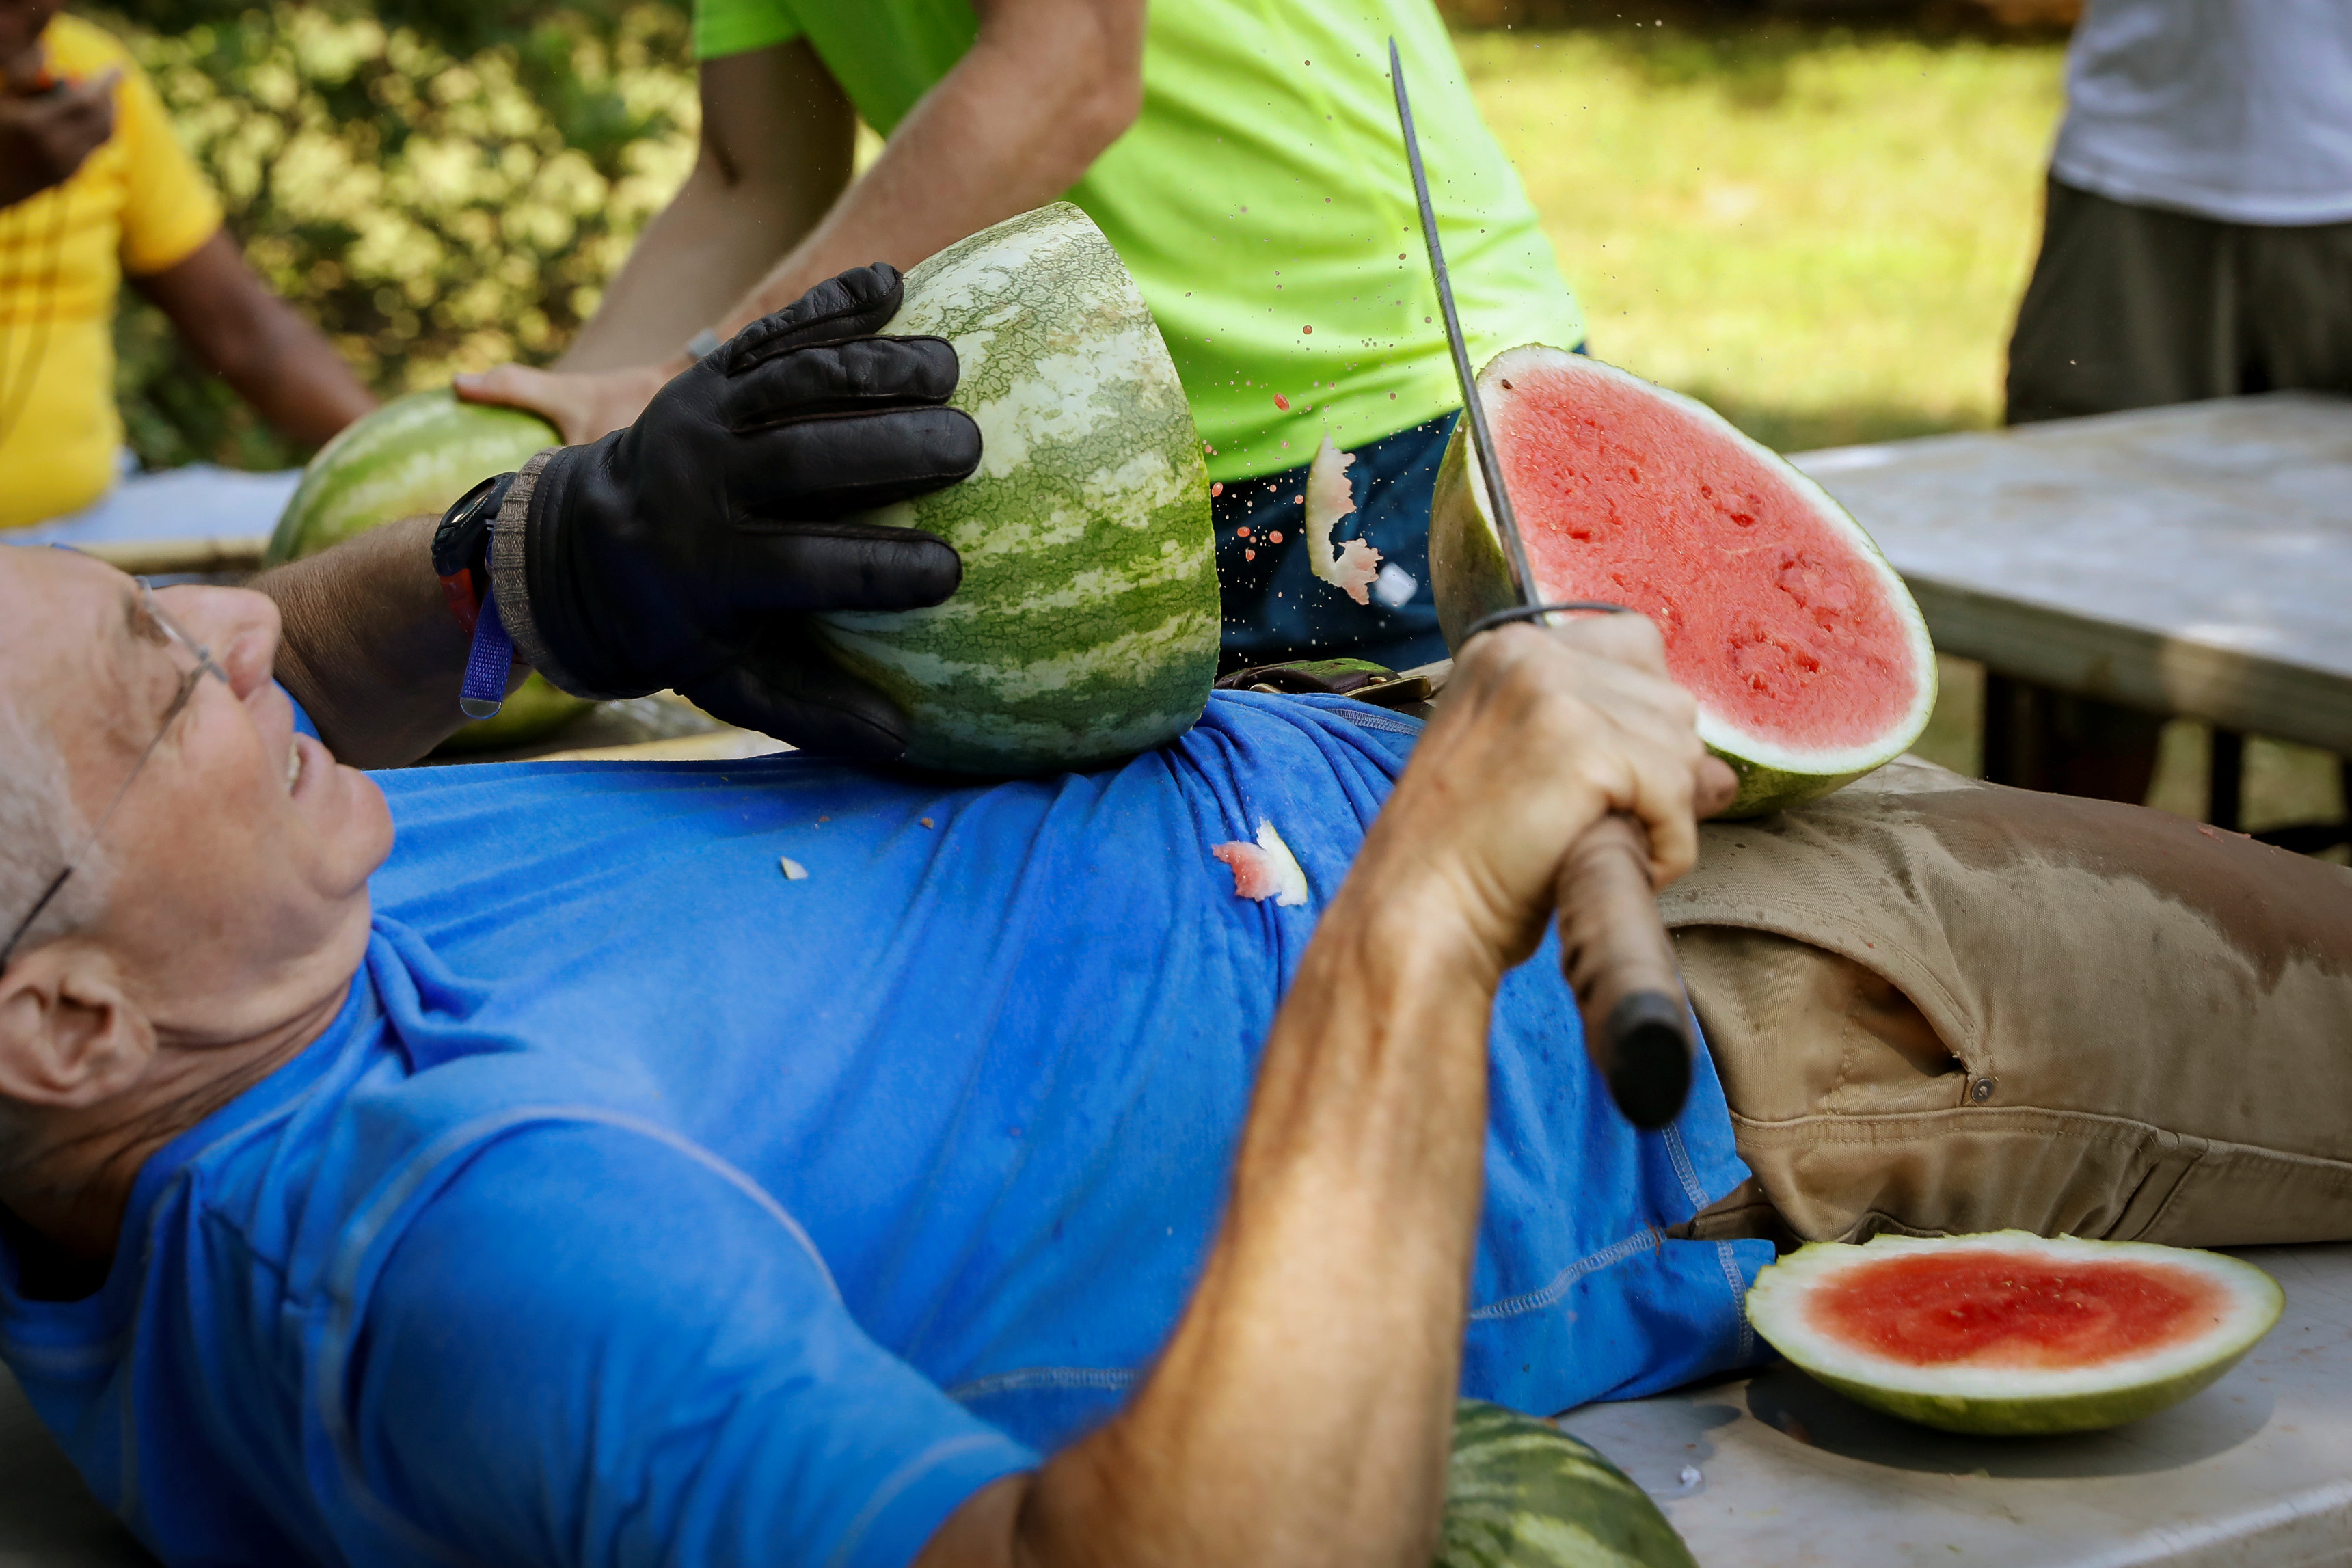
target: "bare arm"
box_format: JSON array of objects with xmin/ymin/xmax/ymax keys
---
[
  {"xmin": 921, "ymin": 621, "xmax": 1736, "ymax": 1567},
  {"xmin": 555, "ymin": 43, "xmax": 856, "ymax": 373},
  {"xmin": 134, "ymin": 228, "xmax": 377, "ymax": 449},
  {"xmin": 459, "ymin": 0, "xmax": 1144, "ymax": 445},
  {"xmin": 705, "ymin": 0, "xmax": 1144, "ymax": 337},
  {"xmin": 254, "ymin": 512, "xmax": 523, "ymax": 768}
]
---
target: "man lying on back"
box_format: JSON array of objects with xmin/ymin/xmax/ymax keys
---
[{"xmin": 1, "ymin": 269, "xmax": 2347, "ymax": 1568}]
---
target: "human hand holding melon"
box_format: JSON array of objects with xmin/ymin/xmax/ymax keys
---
[
  {"xmin": 500, "ymin": 262, "xmax": 982, "ymax": 760},
  {"xmin": 1350, "ymin": 614, "xmax": 1737, "ymax": 979},
  {"xmin": 453, "ymin": 360, "xmax": 674, "ymax": 448}
]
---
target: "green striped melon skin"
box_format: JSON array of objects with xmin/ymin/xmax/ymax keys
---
[
  {"xmin": 267, "ymin": 390, "xmax": 593, "ymax": 751},
  {"xmin": 813, "ymin": 203, "xmax": 1218, "ymax": 775},
  {"xmin": 1746, "ymin": 1234, "xmax": 2286, "ymax": 1437},
  {"xmin": 1437, "ymin": 1401, "xmax": 1697, "ymax": 1568},
  {"xmin": 1427, "ymin": 347, "xmax": 1936, "ymax": 817}
]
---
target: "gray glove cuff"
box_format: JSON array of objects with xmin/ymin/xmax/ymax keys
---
[{"xmin": 487, "ymin": 448, "xmax": 611, "ymax": 698}]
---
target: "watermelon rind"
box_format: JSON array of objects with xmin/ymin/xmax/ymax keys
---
[
  {"xmin": 813, "ymin": 202, "xmax": 1219, "ymax": 775},
  {"xmin": 269, "ymin": 390, "xmax": 594, "ymax": 751},
  {"xmin": 1745, "ymin": 1232, "xmax": 2285, "ymax": 1437},
  {"xmin": 1427, "ymin": 347, "xmax": 1937, "ymax": 817},
  {"xmin": 1438, "ymin": 1400, "xmax": 1697, "ymax": 1568}
]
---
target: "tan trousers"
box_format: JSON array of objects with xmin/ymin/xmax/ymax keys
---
[{"xmin": 1665, "ymin": 757, "xmax": 2352, "ymax": 1248}]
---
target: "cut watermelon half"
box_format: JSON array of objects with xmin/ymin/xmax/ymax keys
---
[
  {"xmin": 1429, "ymin": 347, "xmax": 1936, "ymax": 815},
  {"xmin": 1746, "ymin": 1232, "xmax": 2284, "ymax": 1436}
]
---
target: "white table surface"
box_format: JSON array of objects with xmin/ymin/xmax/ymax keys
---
[{"xmin": 1792, "ymin": 393, "xmax": 2352, "ymax": 755}]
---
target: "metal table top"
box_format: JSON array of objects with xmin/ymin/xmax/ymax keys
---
[{"xmin": 1792, "ymin": 393, "xmax": 2352, "ymax": 755}]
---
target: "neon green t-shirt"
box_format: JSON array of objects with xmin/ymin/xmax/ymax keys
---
[{"xmin": 692, "ymin": 0, "xmax": 1582, "ymax": 483}]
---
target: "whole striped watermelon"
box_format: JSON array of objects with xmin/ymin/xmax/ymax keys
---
[
  {"xmin": 812, "ymin": 203, "xmax": 1219, "ymax": 774},
  {"xmin": 1439, "ymin": 1401, "xmax": 1696, "ymax": 1568},
  {"xmin": 267, "ymin": 390, "xmax": 595, "ymax": 751}
]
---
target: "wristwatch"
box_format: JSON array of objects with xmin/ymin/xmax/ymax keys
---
[
  {"xmin": 432, "ymin": 471, "xmax": 526, "ymax": 719},
  {"xmin": 432, "ymin": 471, "xmax": 518, "ymax": 636}
]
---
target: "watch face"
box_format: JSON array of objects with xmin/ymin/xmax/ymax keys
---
[{"xmin": 433, "ymin": 474, "xmax": 507, "ymax": 578}]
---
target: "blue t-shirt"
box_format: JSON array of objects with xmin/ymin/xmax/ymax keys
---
[{"xmin": 0, "ymin": 693, "xmax": 1768, "ymax": 1568}]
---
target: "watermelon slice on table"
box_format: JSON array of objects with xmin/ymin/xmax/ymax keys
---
[
  {"xmin": 1745, "ymin": 1232, "xmax": 2285, "ymax": 1436},
  {"xmin": 1428, "ymin": 347, "xmax": 1936, "ymax": 815}
]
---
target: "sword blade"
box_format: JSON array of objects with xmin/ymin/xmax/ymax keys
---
[{"xmin": 1389, "ymin": 36, "xmax": 1540, "ymax": 614}]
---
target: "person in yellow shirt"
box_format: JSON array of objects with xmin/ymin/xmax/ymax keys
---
[{"xmin": 0, "ymin": 1, "xmax": 374, "ymax": 537}]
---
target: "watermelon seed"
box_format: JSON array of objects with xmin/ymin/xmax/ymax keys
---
[{"xmin": 1500, "ymin": 379, "xmax": 1513, "ymax": 390}]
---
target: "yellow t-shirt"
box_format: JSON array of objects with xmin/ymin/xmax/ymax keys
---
[{"xmin": 0, "ymin": 14, "xmax": 223, "ymax": 530}]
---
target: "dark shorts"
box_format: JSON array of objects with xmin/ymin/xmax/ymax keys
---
[
  {"xmin": 2007, "ymin": 176, "xmax": 2352, "ymax": 424},
  {"xmin": 1211, "ymin": 414, "xmax": 1459, "ymax": 675}
]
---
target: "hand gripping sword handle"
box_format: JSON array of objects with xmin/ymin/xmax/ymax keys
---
[{"xmin": 1553, "ymin": 813, "xmax": 1692, "ymax": 1131}]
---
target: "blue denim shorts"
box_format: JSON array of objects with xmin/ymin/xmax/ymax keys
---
[{"xmin": 1211, "ymin": 412, "xmax": 1459, "ymax": 675}]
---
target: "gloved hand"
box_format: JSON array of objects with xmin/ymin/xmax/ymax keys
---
[{"xmin": 497, "ymin": 262, "xmax": 977, "ymax": 759}]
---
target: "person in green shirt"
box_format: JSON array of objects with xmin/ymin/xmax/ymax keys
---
[{"xmin": 457, "ymin": 0, "xmax": 1583, "ymax": 673}]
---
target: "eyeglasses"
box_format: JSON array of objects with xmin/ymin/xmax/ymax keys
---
[{"xmin": 1, "ymin": 581, "xmax": 230, "ymax": 971}]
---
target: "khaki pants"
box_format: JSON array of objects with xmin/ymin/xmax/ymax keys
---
[{"xmin": 1667, "ymin": 757, "xmax": 2352, "ymax": 1248}]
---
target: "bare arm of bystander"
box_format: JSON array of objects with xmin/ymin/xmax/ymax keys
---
[
  {"xmin": 132, "ymin": 228, "xmax": 378, "ymax": 450},
  {"xmin": 457, "ymin": 0, "xmax": 1145, "ymax": 445}
]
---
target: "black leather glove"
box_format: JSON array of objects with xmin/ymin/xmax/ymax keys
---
[{"xmin": 491, "ymin": 263, "xmax": 978, "ymax": 759}]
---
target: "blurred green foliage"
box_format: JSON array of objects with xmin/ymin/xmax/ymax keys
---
[{"xmin": 103, "ymin": 0, "xmax": 698, "ymax": 470}]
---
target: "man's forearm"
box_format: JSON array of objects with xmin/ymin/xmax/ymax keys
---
[
  {"xmin": 256, "ymin": 513, "xmax": 524, "ymax": 768},
  {"xmin": 558, "ymin": 44, "xmax": 857, "ymax": 373},
  {"xmin": 928, "ymin": 875, "xmax": 1504, "ymax": 1568},
  {"xmin": 135, "ymin": 230, "xmax": 376, "ymax": 448},
  {"xmin": 709, "ymin": 0, "xmax": 1143, "ymax": 338}
]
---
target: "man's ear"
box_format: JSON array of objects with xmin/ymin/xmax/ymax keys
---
[{"xmin": 0, "ymin": 943, "xmax": 155, "ymax": 1109}]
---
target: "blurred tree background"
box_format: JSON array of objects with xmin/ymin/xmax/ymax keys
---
[{"xmin": 105, "ymin": 0, "xmax": 697, "ymax": 472}]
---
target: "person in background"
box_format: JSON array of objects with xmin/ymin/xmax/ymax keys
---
[
  {"xmin": 1999, "ymin": 0, "xmax": 2352, "ymax": 803},
  {"xmin": 0, "ymin": 0, "xmax": 375, "ymax": 542},
  {"xmin": 457, "ymin": 0, "xmax": 1582, "ymax": 675}
]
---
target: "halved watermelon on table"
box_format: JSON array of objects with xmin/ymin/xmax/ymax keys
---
[
  {"xmin": 1429, "ymin": 347, "xmax": 1936, "ymax": 815},
  {"xmin": 1745, "ymin": 1232, "xmax": 2284, "ymax": 1436}
]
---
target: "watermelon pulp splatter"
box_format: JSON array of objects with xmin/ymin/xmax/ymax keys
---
[
  {"xmin": 1428, "ymin": 347, "xmax": 1937, "ymax": 815},
  {"xmin": 1806, "ymin": 1249, "xmax": 2227, "ymax": 1370},
  {"xmin": 1746, "ymin": 1232, "xmax": 2284, "ymax": 1436}
]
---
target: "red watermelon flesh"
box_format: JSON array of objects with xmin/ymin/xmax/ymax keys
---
[
  {"xmin": 1492, "ymin": 357, "xmax": 1919, "ymax": 753},
  {"xmin": 1806, "ymin": 1248, "xmax": 2228, "ymax": 1371},
  {"xmin": 1427, "ymin": 347, "xmax": 1938, "ymax": 815}
]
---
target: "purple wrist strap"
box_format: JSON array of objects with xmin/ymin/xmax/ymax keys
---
[{"xmin": 459, "ymin": 587, "xmax": 516, "ymax": 720}]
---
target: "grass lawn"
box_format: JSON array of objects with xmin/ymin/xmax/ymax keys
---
[{"xmin": 1461, "ymin": 15, "xmax": 2344, "ymax": 836}]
